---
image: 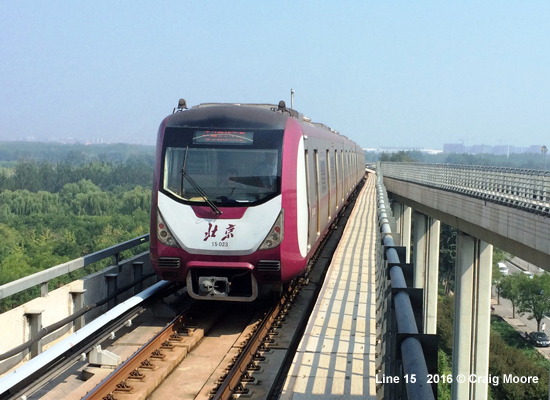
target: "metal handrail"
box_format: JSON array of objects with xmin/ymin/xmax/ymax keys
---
[
  {"xmin": 0, "ymin": 270, "xmax": 156, "ymax": 362},
  {"xmin": 0, "ymin": 234, "xmax": 150, "ymax": 300},
  {"xmin": 376, "ymin": 171, "xmax": 435, "ymax": 400},
  {"xmin": 379, "ymin": 162, "xmax": 550, "ymax": 216}
]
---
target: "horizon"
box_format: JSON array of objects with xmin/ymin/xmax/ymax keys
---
[{"xmin": 1, "ymin": 138, "xmax": 548, "ymax": 157}]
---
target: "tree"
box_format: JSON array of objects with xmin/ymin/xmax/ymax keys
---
[
  {"xmin": 499, "ymin": 273, "xmax": 529, "ymax": 318},
  {"xmin": 491, "ymin": 249, "xmax": 508, "ymax": 304},
  {"xmin": 439, "ymin": 224, "xmax": 456, "ymax": 294},
  {"xmin": 517, "ymin": 274, "xmax": 550, "ymax": 331},
  {"xmin": 379, "ymin": 151, "xmax": 418, "ymax": 162}
]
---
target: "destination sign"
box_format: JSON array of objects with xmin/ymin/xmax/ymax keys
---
[{"xmin": 193, "ymin": 130, "xmax": 254, "ymax": 145}]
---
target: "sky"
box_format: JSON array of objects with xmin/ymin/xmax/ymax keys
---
[{"xmin": 1, "ymin": 1, "xmax": 549, "ymax": 150}]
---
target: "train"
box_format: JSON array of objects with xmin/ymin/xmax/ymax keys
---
[{"xmin": 150, "ymin": 100, "xmax": 365, "ymax": 302}]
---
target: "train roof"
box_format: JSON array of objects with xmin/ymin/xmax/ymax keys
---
[{"xmin": 165, "ymin": 100, "xmax": 341, "ymax": 136}]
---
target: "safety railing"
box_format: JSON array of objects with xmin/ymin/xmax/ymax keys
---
[
  {"xmin": 0, "ymin": 234, "xmax": 153, "ymax": 374},
  {"xmin": 0, "ymin": 235, "xmax": 150, "ymax": 300},
  {"xmin": 376, "ymin": 170, "xmax": 436, "ymax": 400},
  {"xmin": 379, "ymin": 162, "xmax": 550, "ymax": 216}
]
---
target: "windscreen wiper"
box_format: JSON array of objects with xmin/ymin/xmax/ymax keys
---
[
  {"xmin": 180, "ymin": 148, "xmax": 222, "ymax": 215},
  {"xmin": 180, "ymin": 147, "xmax": 189, "ymax": 198}
]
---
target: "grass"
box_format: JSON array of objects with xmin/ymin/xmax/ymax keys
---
[{"xmin": 491, "ymin": 315, "xmax": 550, "ymax": 370}]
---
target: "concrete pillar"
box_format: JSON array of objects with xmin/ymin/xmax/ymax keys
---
[
  {"xmin": 402, "ymin": 206, "xmax": 412, "ymax": 263},
  {"xmin": 25, "ymin": 310, "xmax": 44, "ymax": 358},
  {"xmin": 389, "ymin": 200, "xmax": 410, "ymax": 260},
  {"xmin": 133, "ymin": 261, "xmax": 144, "ymax": 294},
  {"xmin": 472, "ymin": 239, "xmax": 493, "ymax": 400},
  {"xmin": 105, "ymin": 274, "xmax": 118, "ymax": 310},
  {"xmin": 412, "ymin": 213, "xmax": 441, "ymax": 334},
  {"xmin": 452, "ymin": 232, "xmax": 475, "ymax": 399},
  {"xmin": 40, "ymin": 282, "xmax": 49, "ymax": 297},
  {"xmin": 413, "ymin": 212, "xmax": 427, "ymax": 289},
  {"xmin": 70, "ymin": 290, "xmax": 86, "ymax": 331},
  {"xmin": 452, "ymin": 232, "xmax": 493, "ymax": 400},
  {"xmin": 391, "ymin": 201, "xmax": 403, "ymax": 237},
  {"xmin": 425, "ymin": 218, "xmax": 440, "ymax": 335}
]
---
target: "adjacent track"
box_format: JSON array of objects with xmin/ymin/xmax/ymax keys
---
[{"xmin": 82, "ymin": 305, "xmax": 199, "ymax": 400}]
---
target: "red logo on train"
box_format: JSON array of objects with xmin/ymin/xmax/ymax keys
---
[{"xmin": 204, "ymin": 223, "xmax": 236, "ymax": 241}]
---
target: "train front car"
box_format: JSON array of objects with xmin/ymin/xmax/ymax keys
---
[
  {"xmin": 151, "ymin": 103, "xmax": 295, "ymax": 302},
  {"xmin": 150, "ymin": 101, "xmax": 365, "ymax": 302}
]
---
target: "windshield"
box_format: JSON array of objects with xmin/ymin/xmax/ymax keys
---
[{"xmin": 161, "ymin": 128, "xmax": 283, "ymax": 206}]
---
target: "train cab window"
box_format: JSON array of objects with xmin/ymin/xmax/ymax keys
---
[{"xmin": 161, "ymin": 128, "xmax": 283, "ymax": 206}]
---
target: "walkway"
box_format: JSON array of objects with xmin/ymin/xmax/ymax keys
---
[{"xmin": 280, "ymin": 174, "xmax": 378, "ymax": 399}]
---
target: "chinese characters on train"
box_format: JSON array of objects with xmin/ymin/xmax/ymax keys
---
[{"xmin": 204, "ymin": 223, "xmax": 236, "ymax": 242}]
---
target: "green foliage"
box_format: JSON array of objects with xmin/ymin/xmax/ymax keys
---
[
  {"xmin": 499, "ymin": 273, "xmax": 550, "ymax": 330},
  {"xmin": 492, "ymin": 249, "xmax": 508, "ymax": 281},
  {"xmin": 499, "ymin": 273, "xmax": 529, "ymax": 318},
  {"xmin": 377, "ymin": 150, "xmax": 548, "ymax": 170},
  {"xmin": 517, "ymin": 274, "xmax": 550, "ymax": 331},
  {"xmin": 439, "ymin": 224, "xmax": 456, "ymax": 294},
  {"xmin": 379, "ymin": 151, "xmax": 421, "ymax": 162},
  {"xmin": 437, "ymin": 294, "xmax": 454, "ymax": 355},
  {"xmin": 0, "ymin": 142, "xmax": 155, "ymax": 166},
  {"xmin": 438, "ymin": 293, "xmax": 550, "ymax": 400},
  {"xmin": 0, "ymin": 145, "xmax": 154, "ymax": 310},
  {"xmin": 437, "ymin": 350, "xmax": 452, "ymax": 400},
  {"xmin": 1, "ymin": 159, "xmax": 153, "ymax": 193},
  {"xmin": 489, "ymin": 318, "xmax": 549, "ymax": 399},
  {"xmin": 438, "ymin": 224, "xmax": 509, "ymax": 297}
]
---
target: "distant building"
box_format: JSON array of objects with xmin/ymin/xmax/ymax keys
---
[
  {"xmin": 442, "ymin": 143, "xmax": 546, "ymax": 155},
  {"xmin": 443, "ymin": 143, "xmax": 465, "ymax": 153},
  {"xmin": 363, "ymin": 147, "xmax": 442, "ymax": 155}
]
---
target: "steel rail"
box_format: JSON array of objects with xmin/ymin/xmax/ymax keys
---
[
  {"xmin": 81, "ymin": 303, "xmax": 196, "ymax": 400},
  {"xmin": 210, "ymin": 297, "xmax": 283, "ymax": 400}
]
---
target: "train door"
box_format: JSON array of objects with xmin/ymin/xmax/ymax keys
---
[
  {"xmin": 346, "ymin": 151, "xmax": 353, "ymax": 196},
  {"xmin": 304, "ymin": 149, "xmax": 311, "ymax": 251},
  {"xmin": 340, "ymin": 150, "xmax": 344, "ymax": 204},
  {"xmin": 335, "ymin": 149, "xmax": 339, "ymax": 210},
  {"xmin": 314, "ymin": 149, "xmax": 320, "ymax": 237},
  {"xmin": 326, "ymin": 149, "xmax": 331, "ymax": 221}
]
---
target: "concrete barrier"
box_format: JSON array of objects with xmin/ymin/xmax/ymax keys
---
[{"xmin": 0, "ymin": 251, "xmax": 157, "ymax": 375}]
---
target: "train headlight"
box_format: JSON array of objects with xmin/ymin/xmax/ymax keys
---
[
  {"xmin": 157, "ymin": 212, "xmax": 179, "ymax": 247},
  {"xmin": 259, "ymin": 210, "xmax": 284, "ymax": 250}
]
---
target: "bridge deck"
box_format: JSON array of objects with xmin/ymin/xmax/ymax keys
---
[{"xmin": 281, "ymin": 174, "xmax": 378, "ymax": 399}]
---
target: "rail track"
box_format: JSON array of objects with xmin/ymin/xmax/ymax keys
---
[
  {"xmin": 9, "ymin": 180, "xmax": 363, "ymax": 400},
  {"xmin": 81, "ymin": 300, "xmax": 216, "ymax": 400},
  {"xmin": 86, "ymin": 183, "xmax": 360, "ymax": 400},
  {"xmin": 75, "ymin": 280, "xmax": 310, "ymax": 400},
  {"xmin": 209, "ymin": 283, "xmax": 302, "ymax": 400}
]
